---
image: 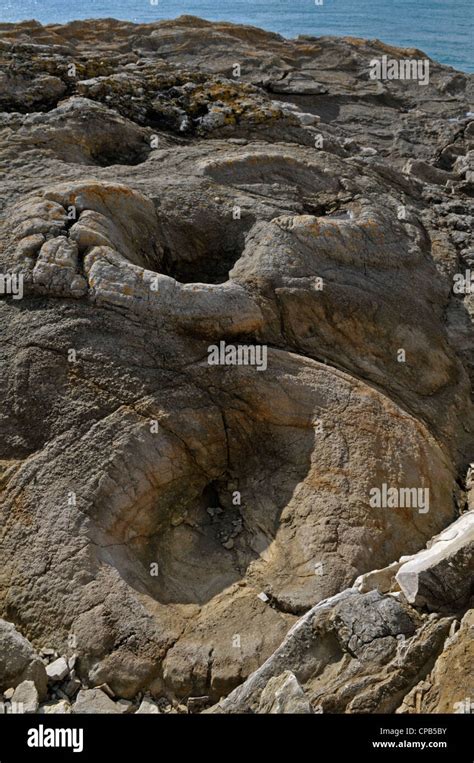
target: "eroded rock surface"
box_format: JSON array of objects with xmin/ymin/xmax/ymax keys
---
[
  {"xmin": 0, "ymin": 17, "xmax": 472, "ymax": 711},
  {"xmin": 397, "ymin": 610, "xmax": 474, "ymax": 714},
  {"xmin": 209, "ymin": 590, "xmax": 455, "ymax": 714}
]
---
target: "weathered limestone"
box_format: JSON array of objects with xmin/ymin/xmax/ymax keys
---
[
  {"xmin": 46, "ymin": 657, "xmax": 69, "ymax": 683},
  {"xmin": 354, "ymin": 563, "xmax": 403, "ymax": 595},
  {"xmin": 0, "ymin": 621, "xmax": 47, "ymax": 699},
  {"xmin": 135, "ymin": 697, "xmax": 161, "ymax": 714},
  {"xmin": 257, "ymin": 671, "xmax": 313, "ymax": 714},
  {"xmin": 72, "ymin": 689, "xmax": 121, "ymax": 714},
  {"xmin": 11, "ymin": 680, "xmax": 39, "ymax": 714},
  {"xmin": 397, "ymin": 610, "xmax": 474, "ymax": 713},
  {"xmin": 39, "ymin": 700, "xmax": 72, "ymax": 714},
  {"xmin": 208, "ymin": 590, "xmax": 453, "ymax": 714},
  {"xmin": 395, "ymin": 513, "xmax": 474, "ymax": 610},
  {"xmin": 0, "ymin": 17, "xmax": 472, "ymax": 712}
]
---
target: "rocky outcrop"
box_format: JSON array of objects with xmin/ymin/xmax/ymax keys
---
[
  {"xmin": 353, "ymin": 511, "xmax": 474, "ymax": 610},
  {"xmin": 396, "ymin": 513, "xmax": 474, "ymax": 611},
  {"xmin": 208, "ymin": 589, "xmax": 454, "ymax": 714},
  {"xmin": 397, "ymin": 610, "xmax": 474, "ymax": 714},
  {"xmin": 0, "ymin": 17, "xmax": 472, "ymax": 712},
  {"xmin": 209, "ymin": 510, "xmax": 473, "ymax": 714}
]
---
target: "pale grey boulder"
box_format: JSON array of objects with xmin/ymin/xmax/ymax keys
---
[
  {"xmin": 0, "ymin": 620, "xmax": 47, "ymax": 699},
  {"xmin": 11, "ymin": 680, "xmax": 39, "ymax": 714},
  {"xmin": 46, "ymin": 657, "xmax": 69, "ymax": 683},
  {"xmin": 72, "ymin": 688, "xmax": 120, "ymax": 714},
  {"xmin": 396, "ymin": 512, "xmax": 474, "ymax": 610},
  {"xmin": 135, "ymin": 697, "xmax": 161, "ymax": 714}
]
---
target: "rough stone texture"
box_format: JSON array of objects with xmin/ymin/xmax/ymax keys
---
[
  {"xmin": 209, "ymin": 590, "xmax": 455, "ymax": 713},
  {"xmin": 116, "ymin": 698, "xmax": 134, "ymax": 714},
  {"xmin": 11, "ymin": 680, "xmax": 39, "ymax": 713},
  {"xmin": 0, "ymin": 17, "xmax": 472, "ymax": 711},
  {"xmin": 72, "ymin": 688, "xmax": 120, "ymax": 714},
  {"xmin": 354, "ymin": 563, "xmax": 403, "ymax": 595},
  {"xmin": 396, "ymin": 513, "xmax": 474, "ymax": 611},
  {"xmin": 397, "ymin": 610, "xmax": 474, "ymax": 713},
  {"xmin": 39, "ymin": 699, "xmax": 72, "ymax": 714},
  {"xmin": 46, "ymin": 657, "xmax": 69, "ymax": 683},
  {"xmin": 257, "ymin": 671, "xmax": 313, "ymax": 714},
  {"xmin": 0, "ymin": 620, "xmax": 47, "ymax": 699},
  {"xmin": 353, "ymin": 510, "xmax": 474, "ymax": 607},
  {"xmin": 136, "ymin": 697, "xmax": 161, "ymax": 714}
]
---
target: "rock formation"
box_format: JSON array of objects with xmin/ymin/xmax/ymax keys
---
[{"xmin": 0, "ymin": 16, "xmax": 472, "ymax": 714}]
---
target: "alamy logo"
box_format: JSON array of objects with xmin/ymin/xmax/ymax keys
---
[
  {"xmin": 207, "ymin": 340, "xmax": 268, "ymax": 371},
  {"xmin": 0, "ymin": 273, "xmax": 23, "ymax": 300},
  {"xmin": 0, "ymin": 700, "xmax": 24, "ymax": 713},
  {"xmin": 453, "ymin": 270, "xmax": 474, "ymax": 294},
  {"xmin": 369, "ymin": 484, "xmax": 429, "ymax": 514},
  {"xmin": 369, "ymin": 55, "xmax": 430, "ymax": 86},
  {"xmin": 27, "ymin": 724, "xmax": 84, "ymax": 753}
]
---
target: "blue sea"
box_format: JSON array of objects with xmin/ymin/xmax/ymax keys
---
[{"xmin": 1, "ymin": 0, "xmax": 473, "ymax": 72}]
